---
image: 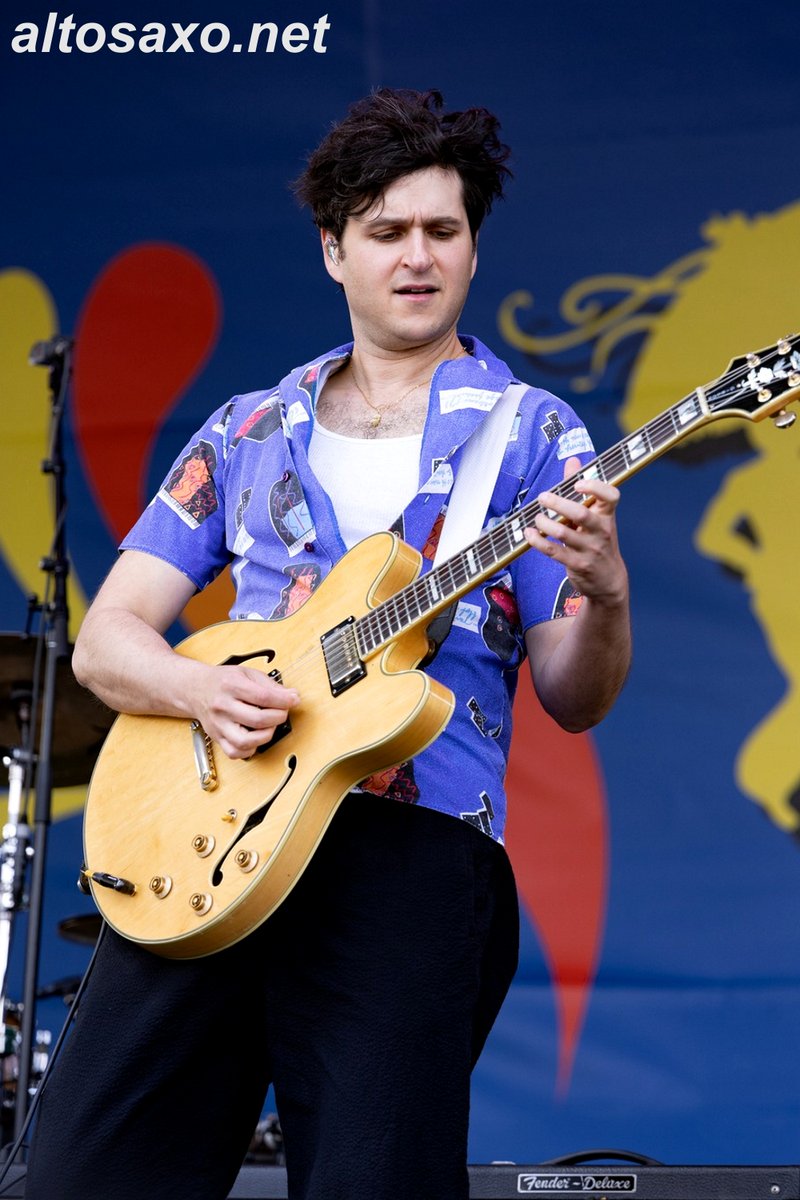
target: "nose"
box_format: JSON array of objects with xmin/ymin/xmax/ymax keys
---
[{"xmin": 402, "ymin": 229, "xmax": 433, "ymax": 272}]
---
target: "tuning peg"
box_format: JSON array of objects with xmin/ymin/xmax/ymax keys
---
[{"xmin": 771, "ymin": 408, "xmax": 797, "ymax": 428}]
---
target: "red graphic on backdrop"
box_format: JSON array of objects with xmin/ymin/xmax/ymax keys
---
[
  {"xmin": 505, "ymin": 669, "xmax": 607, "ymax": 1094},
  {"xmin": 72, "ymin": 243, "xmax": 220, "ymax": 542}
]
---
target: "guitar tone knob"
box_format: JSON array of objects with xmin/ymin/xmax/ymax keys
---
[
  {"xmin": 189, "ymin": 892, "xmax": 212, "ymax": 915},
  {"xmin": 192, "ymin": 834, "xmax": 215, "ymax": 857},
  {"xmin": 235, "ymin": 849, "xmax": 259, "ymax": 873},
  {"xmin": 149, "ymin": 875, "xmax": 172, "ymax": 898}
]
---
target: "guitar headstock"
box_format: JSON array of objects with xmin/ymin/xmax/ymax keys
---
[{"xmin": 705, "ymin": 335, "xmax": 800, "ymax": 427}]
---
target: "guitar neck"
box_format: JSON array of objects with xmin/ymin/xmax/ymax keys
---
[{"xmin": 355, "ymin": 335, "xmax": 800, "ymax": 657}]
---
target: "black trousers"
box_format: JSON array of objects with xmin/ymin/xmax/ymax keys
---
[{"xmin": 25, "ymin": 794, "xmax": 519, "ymax": 1200}]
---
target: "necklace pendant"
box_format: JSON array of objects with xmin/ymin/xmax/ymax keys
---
[{"xmin": 370, "ymin": 413, "xmax": 381, "ymax": 428}]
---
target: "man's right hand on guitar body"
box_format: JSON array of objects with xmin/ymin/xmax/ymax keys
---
[{"xmin": 72, "ymin": 548, "xmax": 300, "ymax": 759}]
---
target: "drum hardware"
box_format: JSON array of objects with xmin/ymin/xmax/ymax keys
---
[
  {"xmin": 0, "ymin": 335, "xmax": 113, "ymax": 1149},
  {"xmin": 56, "ymin": 914, "xmax": 103, "ymax": 947},
  {"xmin": 246, "ymin": 1113, "xmax": 285, "ymax": 1165}
]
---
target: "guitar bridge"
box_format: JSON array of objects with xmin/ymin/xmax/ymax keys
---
[{"xmin": 321, "ymin": 616, "xmax": 366, "ymax": 697}]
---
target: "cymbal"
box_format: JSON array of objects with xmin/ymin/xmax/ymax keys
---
[
  {"xmin": 0, "ymin": 633, "xmax": 114, "ymax": 787},
  {"xmin": 57, "ymin": 913, "xmax": 103, "ymax": 946}
]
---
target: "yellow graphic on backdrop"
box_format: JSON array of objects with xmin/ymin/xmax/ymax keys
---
[
  {"xmin": 501, "ymin": 200, "xmax": 800, "ymax": 835},
  {"xmin": 0, "ymin": 268, "xmax": 89, "ymax": 820}
]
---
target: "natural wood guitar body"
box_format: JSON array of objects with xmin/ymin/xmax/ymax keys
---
[{"xmin": 83, "ymin": 532, "xmax": 455, "ymax": 958}]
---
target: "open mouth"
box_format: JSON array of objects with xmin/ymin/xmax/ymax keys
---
[{"xmin": 395, "ymin": 285, "xmax": 438, "ymax": 296}]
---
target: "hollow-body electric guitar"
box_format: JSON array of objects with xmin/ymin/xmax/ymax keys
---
[{"xmin": 83, "ymin": 336, "xmax": 800, "ymax": 958}]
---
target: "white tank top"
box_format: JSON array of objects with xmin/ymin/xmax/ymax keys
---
[{"xmin": 308, "ymin": 421, "xmax": 422, "ymax": 549}]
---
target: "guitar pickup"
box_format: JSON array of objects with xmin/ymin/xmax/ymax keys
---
[{"xmin": 321, "ymin": 616, "xmax": 366, "ymax": 697}]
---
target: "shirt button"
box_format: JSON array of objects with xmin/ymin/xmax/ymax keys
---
[
  {"xmin": 304, "ymin": 542, "xmax": 315, "ymax": 553},
  {"xmin": 282, "ymin": 471, "xmax": 290, "ymax": 482}
]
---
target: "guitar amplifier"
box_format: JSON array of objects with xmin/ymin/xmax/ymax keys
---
[
  {"xmin": 465, "ymin": 1162, "xmax": 800, "ymax": 1198},
  {"xmin": 0, "ymin": 1161, "xmax": 797, "ymax": 1197},
  {"xmin": 225, "ymin": 1162, "xmax": 800, "ymax": 1199}
]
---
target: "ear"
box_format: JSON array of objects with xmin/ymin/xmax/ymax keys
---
[
  {"xmin": 470, "ymin": 230, "xmax": 479, "ymax": 281},
  {"xmin": 320, "ymin": 229, "xmax": 343, "ymax": 283}
]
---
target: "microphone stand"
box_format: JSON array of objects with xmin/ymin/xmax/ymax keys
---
[{"xmin": 12, "ymin": 337, "xmax": 74, "ymax": 1143}]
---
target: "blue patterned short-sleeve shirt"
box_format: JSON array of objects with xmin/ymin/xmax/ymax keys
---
[{"xmin": 122, "ymin": 335, "xmax": 595, "ymax": 843}]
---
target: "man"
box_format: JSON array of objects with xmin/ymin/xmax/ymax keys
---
[{"xmin": 26, "ymin": 90, "xmax": 630, "ymax": 1200}]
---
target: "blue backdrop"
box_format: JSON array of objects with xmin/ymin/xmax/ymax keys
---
[{"xmin": 3, "ymin": 0, "xmax": 800, "ymax": 1166}]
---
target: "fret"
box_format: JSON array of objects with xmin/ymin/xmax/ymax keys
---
[
  {"xmin": 509, "ymin": 515, "xmax": 526, "ymax": 545},
  {"xmin": 358, "ymin": 620, "xmax": 376, "ymax": 657},
  {"xmin": 676, "ymin": 392, "xmax": 702, "ymax": 426},
  {"xmin": 580, "ymin": 462, "xmax": 603, "ymax": 482},
  {"xmin": 623, "ymin": 429, "xmax": 649, "ymax": 465},
  {"xmin": 352, "ymin": 336, "xmax": 800, "ymax": 659},
  {"xmin": 375, "ymin": 606, "xmax": 393, "ymax": 644}
]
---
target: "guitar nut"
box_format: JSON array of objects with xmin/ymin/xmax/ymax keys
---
[
  {"xmin": 149, "ymin": 875, "xmax": 172, "ymax": 898},
  {"xmin": 189, "ymin": 892, "xmax": 212, "ymax": 915},
  {"xmin": 192, "ymin": 834, "xmax": 215, "ymax": 857}
]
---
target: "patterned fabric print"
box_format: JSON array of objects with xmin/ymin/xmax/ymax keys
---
[
  {"xmin": 230, "ymin": 396, "xmax": 282, "ymax": 448},
  {"xmin": 481, "ymin": 580, "xmax": 524, "ymax": 666},
  {"xmin": 460, "ymin": 790, "xmax": 496, "ymax": 838},
  {"xmin": 467, "ymin": 695, "xmax": 502, "ymax": 739},
  {"xmin": 160, "ymin": 439, "xmax": 218, "ymax": 528},
  {"xmin": 552, "ymin": 577, "xmax": 585, "ymax": 619},
  {"xmin": 120, "ymin": 336, "xmax": 596, "ymax": 842},
  {"xmin": 357, "ymin": 761, "xmax": 419, "ymax": 805},
  {"xmin": 270, "ymin": 563, "xmax": 322, "ymax": 618},
  {"xmin": 268, "ymin": 470, "xmax": 315, "ymax": 557},
  {"xmin": 421, "ymin": 508, "xmax": 446, "ymax": 562},
  {"xmin": 297, "ymin": 363, "xmax": 322, "ymax": 406}
]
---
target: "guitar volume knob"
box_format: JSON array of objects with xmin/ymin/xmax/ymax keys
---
[
  {"xmin": 192, "ymin": 834, "xmax": 215, "ymax": 857},
  {"xmin": 149, "ymin": 875, "xmax": 173, "ymax": 898},
  {"xmin": 235, "ymin": 849, "xmax": 259, "ymax": 873},
  {"xmin": 189, "ymin": 892, "xmax": 212, "ymax": 915}
]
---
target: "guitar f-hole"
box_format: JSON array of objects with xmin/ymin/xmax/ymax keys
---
[{"xmin": 211, "ymin": 754, "xmax": 297, "ymax": 886}]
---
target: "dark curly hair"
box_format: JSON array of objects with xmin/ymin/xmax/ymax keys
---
[{"xmin": 293, "ymin": 88, "xmax": 512, "ymax": 242}]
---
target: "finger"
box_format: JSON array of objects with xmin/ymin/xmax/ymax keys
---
[
  {"xmin": 217, "ymin": 709, "xmax": 292, "ymax": 758},
  {"xmin": 558, "ymin": 454, "xmax": 621, "ymax": 510},
  {"xmin": 218, "ymin": 699, "xmax": 293, "ymax": 731},
  {"xmin": 525, "ymin": 528, "xmax": 563, "ymax": 559},
  {"xmin": 233, "ymin": 666, "xmax": 301, "ymax": 707},
  {"xmin": 535, "ymin": 490, "xmax": 588, "ymax": 530}
]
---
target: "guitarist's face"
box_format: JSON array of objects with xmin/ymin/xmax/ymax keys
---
[{"xmin": 322, "ymin": 166, "xmax": 478, "ymax": 356}]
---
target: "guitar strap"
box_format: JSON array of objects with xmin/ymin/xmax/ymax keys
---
[{"xmin": 423, "ymin": 381, "xmax": 528, "ymax": 662}]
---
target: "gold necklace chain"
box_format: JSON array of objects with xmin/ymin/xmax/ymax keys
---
[
  {"xmin": 350, "ymin": 348, "xmax": 468, "ymax": 429},
  {"xmin": 350, "ymin": 374, "xmax": 430, "ymax": 429}
]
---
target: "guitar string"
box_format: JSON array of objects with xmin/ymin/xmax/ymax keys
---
[
  {"xmin": 215, "ymin": 336, "xmax": 800, "ymax": 703},
  {"xmin": 356, "ymin": 336, "xmax": 800, "ymax": 651}
]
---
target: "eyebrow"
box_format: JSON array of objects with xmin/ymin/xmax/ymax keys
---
[{"xmin": 361, "ymin": 213, "xmax": 465, "ymax": 229}]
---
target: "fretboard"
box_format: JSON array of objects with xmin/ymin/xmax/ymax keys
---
[
  {"xmin": 355, "ymin": 328, "xmax": 800, "ymax": 657},
  {"xmin": 355, "ymin": 386, "xmax": 714, "ymax": 657}
]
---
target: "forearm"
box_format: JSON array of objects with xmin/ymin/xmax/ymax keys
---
[
  {"xmin": 73, "ymin": 604, "xmax": 207, "ymax": 718},
  {"xmin": 532, "ymin": 585, "xmax": 631, "ymax": 733}
]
